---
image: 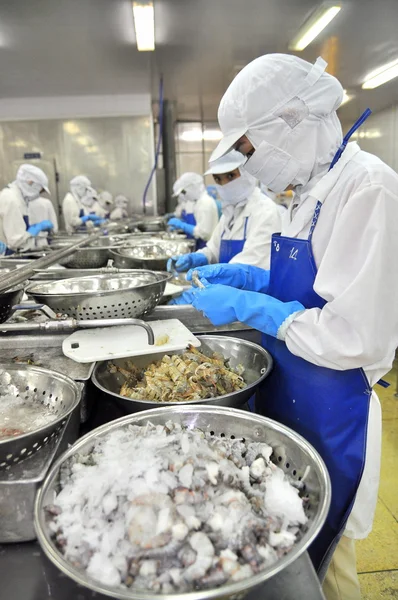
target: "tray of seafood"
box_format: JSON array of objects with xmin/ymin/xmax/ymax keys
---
[{"xmin": 35, "ymin": 406, "xmax": 330, "ymax": 599}]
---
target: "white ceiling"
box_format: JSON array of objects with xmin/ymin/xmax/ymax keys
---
[{"xmin": 0, "ymin": 0, "xmax": 398, "ymax": 124}]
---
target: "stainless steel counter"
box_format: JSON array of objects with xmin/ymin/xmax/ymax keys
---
[{"xmin": 0, "ymin": 543, "xmax": 325, "ymax": 600}]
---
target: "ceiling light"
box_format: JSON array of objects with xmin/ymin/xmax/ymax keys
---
[
  {"xmin": 289, "ymin": 3, "xmax": 341, "ymax": 52},
  {"xmin": 180, "ymin": 129, "xmax": 222, "ymax": 142},
  {"xmin": 340, "ymin": 89, "xmax": 353, "ymax": 106},
  {"xmin": 85, "ymin": 145, "xmax": 99, "ymax": 154},
  {"xmin": 204, "ymin": 130, "xmax": 223, "ymax": 141},
  {"xmin": 63, "ymin": 122, "xmax": 80, "ymax": 135},
  {"xmin": 362, "ymin": 58, "xmax": 398, "ymax": 89},
  {"xmin": 76, "ymin": 136, "xmax": 90, "ymax": 146},
  {"xmin": 9, "ymin": 139, "xmax": 27, "ymax": 148},
  {"xmin": 132, "ymin": 1, "xmax": 155, "ymax": 51}
]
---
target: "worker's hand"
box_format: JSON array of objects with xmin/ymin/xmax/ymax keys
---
[
  {"xmin": 0, "ymin": 241, "xmax": 6, "ymax": 255},
  {"xmin": 168, "ymin": 218, "xmax": 195, "ymax": 237},
  {"xmin": 167, "ymin": 252, "xmax": 208, "ymax": 273},
  {"xmin": 191, "ymin": 280, "xmax": 305, "ymax": 337},
  {"xmin": 81, "ymin": 214, "xmax": 104, "ymax": 224},
  {"xmin": 187, "ymin": 263, "xmax": 270, "ymax": 293},
  {"xmin": 27, "ymin": 220, "xmax": 54, "ymax": 236},
  {"xmin": 168, "ymin": 287, "xmax": 196, "ymax": 305}
]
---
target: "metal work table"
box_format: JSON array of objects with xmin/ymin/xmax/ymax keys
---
[{"xmin": 0, "ymin": 543, "xmax": 325, "ymax": 600}]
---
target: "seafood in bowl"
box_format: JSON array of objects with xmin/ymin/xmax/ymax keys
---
[
  {"xmin": 45, "ymin": 420, "xmax": 308, "ymax": 594},
  {"xmin": 111, "ymin": 344, "xmax": 246, "ymax": 403}
]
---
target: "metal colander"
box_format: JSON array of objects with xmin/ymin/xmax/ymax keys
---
[
  {"xmin": 0, "ymin": 285, "xmax": 25, "ymax": 324},
  {"xmin": 0, "ymin": 364, "xmax": 81, "ymax": 468},
  {"xmin": 26, "ymin": 272, "xmax": 171, "ymax": 319},
  {"xmin": 50, "ymin": 239, "xmax": 115, "ymax": 269},
  {"xmin": 34, "ymin": 405, "xmax": 331, "ymax": 600},
  {"xmin": 110, "ymin": 239, "xmax": 195, "ymax": 271}
]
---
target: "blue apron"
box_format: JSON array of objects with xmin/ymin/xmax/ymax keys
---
[
  {"xmin": 219, "ymin": 216, "xmax": 248, "ymax": 263},
  {"xmin": 5, "ymin": 215, "xmax": 30, "ymax": 256},
  {"xmin": 77, "ymin": 208, "xmax": 96, "ymax": 232},
  {"xmin": 257, "ymin": 110, "xmax": 372, "ymax": 572},
  {"xmin": 182, "ymin": 211, "xmax": 206, "ymax": 251}
]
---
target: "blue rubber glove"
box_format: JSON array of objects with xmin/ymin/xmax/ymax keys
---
[
  {"xmin": 168, "ymin": 287, "xmax": 196, "ymax": 305},
  {"xmin": 191, "ymin": 281, "xmax": 304, "ymax": 339},
  {"xmin": 168, "ymin": 218, "xmax": 195, "ymax": 237},
  {"xmin": 81, "ymin": 214, "xmax": 103, "ymax": 224},
  {"xmin": 187, "ymin": 263, "xmax": 270, "ymax": 293},
  {"xmin": 27, "ymin": 220, "xmax": 54, "ymax": 236},
  {"xmin": 0, "ymin": 241, "xmax": 6, "ymax": 255},
  {"xmin": 167, "ymin": 252, "xmax": 208, "ymax": 273}
]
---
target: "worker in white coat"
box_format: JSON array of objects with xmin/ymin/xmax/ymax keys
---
[
  {"xmin": 110, "ymin": 195, "xmax": 129, "ymax": 220},
  {"xmin": 167, "ymin": 172, "xmax": 219, "ymax": 249},
  {"xmin": 98, "ymin": 191, "xmax": 114, "ymax": 218},
  {"xmin": 0, "ymin": 164, "xmax": 54, "ymax": 254},
  {"xmin": 62, "ymin": 175, "xmax": 105, "ymax": 233},
  {"xmin": 188, "ymin": 54, "xmax": 398, "ymax": 600},
  {"xmin": 167, "ymin": 151, "xmax": 281, "ymax": 304},
  {"xmin": 28, "ymin": 194, "xmax": 59, "ymax": 248}
]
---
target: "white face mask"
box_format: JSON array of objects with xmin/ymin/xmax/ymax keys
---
[
  {"xmin": 182, "ymin": 188, "xmax": 198, "ymax": 203},
  {"xmin": 242, "ymin": 139, "xmax": 301, "ymax": 194},
  {"xmin": 17, "ymin": 180, "xmax": 42, "ymax": 202},
  {"xmin": 81, "ymin": 194, "xmax": 95, "ymax": 208},
  {"xmin": 215, "ymin": 171, "xmax": 256, "ymax": 206}
]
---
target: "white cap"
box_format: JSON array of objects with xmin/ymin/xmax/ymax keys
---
[
  {"xmin": 16, "ymin": 164, "xmax": 50, "ymax": 194},
  {"xmin": 70, "ymin": 175, "xmax": 91, "ymax": 188},
  {"xmin": 172, "ymin": 172, "xmax": 204, "ymax": 197},
  {"xmin": 98, "ymin": 190, "xmax": 113, "ymax": 207},
  {"xmin": 205, "ymin": 150, "xmax": 246, "ymax": 175}
]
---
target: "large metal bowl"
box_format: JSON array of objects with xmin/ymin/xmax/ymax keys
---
[
  {"xmin": 34, "ymin": 405, "xmax": 331, "ymax": 600},
  {"xmin": 109, "ymin": 239, "xmax": 195, "ymax": 271},
  {"xmin": 26, "ymin": 272, "xmax": 171, "ymax": 319},
  {"xmin": 92, "ymin": 335, "xmax": 272, "ymax": 412},
  {"xmin": 50, "ymin": 238, "xmax": 116, "ymax": 269},
  {"xmin": 137, "ymin": 216, "xmax": 167, "ymax": 232},
  {"xmin": 0, "ymin": 364, "xmax": 81, "ymax": 467}
]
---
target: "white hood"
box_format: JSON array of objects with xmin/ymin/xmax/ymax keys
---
[{"xmin": 211, "ymin": 54, "xmax": 344, "ymax": 192}]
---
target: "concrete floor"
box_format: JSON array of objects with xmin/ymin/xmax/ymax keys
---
[{"xmin": 356, "ymin": 362, "xmax": 398, "ymax": 598}]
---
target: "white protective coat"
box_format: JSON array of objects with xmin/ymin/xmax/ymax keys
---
[
  {"xmin": 191, "ymin": 191, "xmax": 219, "ymax": 241},
  {"xmin": 210, "ymin": 53, "xmax": 398, "ymax": 540},
  {"xmin": 0, "ymin": 183, "xmax": 37, "ymax": 251},
  {"xmin": 200, "ymin": 187, "xmax": 281, "ymax": 268},
  {"xmin": 62, "ymin": 193, "xmax": 106, "ymax": 233},
  {"xmin": 28, "ymin": 196, "xmax": 58, "ymax": 247}
]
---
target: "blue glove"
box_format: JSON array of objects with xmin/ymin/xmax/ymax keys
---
[
  {"xmin": 167, "ymin": 252, "xmax": 208, "ymax": 273},
  {"xmin": 191, "ymin": 282, "xmax": 304, "ymax": 339},
  {"xmin": 187, "ymin": 263, "xmax": 270, "ymax": 293},
  {"xmin": 27, "ymin": 220, "xmax": 54, "ymax": 236},
  {"xmin": 168, "ymin": 218, "xmax": 195, "ymax": 237},
  {"xmin": 0, "ymin": 241, "xmax": 6, "ymax": 255},
  {"xmin": 81, "ymin": 214, "xmax": 103, "ymax": 224},
  {"xmin": 168, "ymin": 287, "xmax": 196, "ymax": 305}
]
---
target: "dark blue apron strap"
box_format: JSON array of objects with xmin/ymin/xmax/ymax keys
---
[
  {"xmin": 243, "ymin": 216, "xmax": 249, "ymax": 239},
  {"xmin": 308, "ymin": 108, "xmax": 372, "ymax": 241},
  {"xmin": 377, "ymin": 379, "xmax": 390, "ymax": 388}
]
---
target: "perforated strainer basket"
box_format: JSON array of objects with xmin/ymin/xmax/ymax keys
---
[
  {"xmin": 0, "ymin": 364, "xmax": 81, "ymax": 468},
  {"xmin": 26, "ymin": 272, "xmax": 171, "ymax": 320},
  {"xmin": 0, "ymin": 285, "xmax": 25, "ymax": 323},
  {"xmin": 34, "ymin": 406, "xmax": 331, "ymax": 600}
]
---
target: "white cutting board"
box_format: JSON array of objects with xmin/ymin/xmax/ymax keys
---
[{"xmin": 62, "ymin": 319, "xmax": 201, "ymax": 363}]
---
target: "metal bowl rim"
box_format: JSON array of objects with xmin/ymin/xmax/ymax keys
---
[
  {"xmin": 34, "ymin": 404, "xmax": 331, "ymax": 600},
  {"xmin": 91, "ymin": 335, "xmax": 273, "ymax": 407},
  {"xmin": 0, "ymin": 363, "xmax": 81, "ymax": 448},
  {"xmin": 26, "ymin": 272, "xmax": 172, "ymax": 297}
]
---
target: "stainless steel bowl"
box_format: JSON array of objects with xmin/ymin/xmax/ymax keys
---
[
  {"xmin": 26, "ymin": 272, "xmax": 171, "ymax": 319},
  {"xmin": 34, "ymin": 405, "xmax": 331, "ymax": 600},
  {"xmin": 0, "ymin": 364, "xmax": 81, "ymax": 467},
  {"xmin": 109, "ymin": 239, "xmax": 195, "ymax": 271},
  {"xmin": 92, "ymin": 335, "xmax": 272, "ymax": 412},
  {"xmin": 50, "ymin": 238, "xmax": 115, "ymax": 269},
  {"xmin": 137, "ymin": 216, "xmax": 167, "ymax": 232}
]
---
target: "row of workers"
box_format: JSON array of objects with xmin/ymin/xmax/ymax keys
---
[{"xmin": 0, "ymin": 167, "xmax": 130, "ymax": 253}]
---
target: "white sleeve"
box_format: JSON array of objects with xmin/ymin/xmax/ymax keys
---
[
  {"xmin": 63, "ymin": 194, "xmax": 82, "ymax": 233},
  {"xmin": 284, "ymin": 184, "xmax": 398, "ymax": 371},
  {"xmin": 230, "ymin": 201, "xmax": 281, "ymax": 269},
  {"xmin": 2, "ymin": 198, "xmax": 35, "ymax": 251},
  {"xmin": 200, "ymin": 219, "xmax": 224, "ymax": 263},
  {"xmin": 193, "ymin": 196, "xmax": 217, "ymax": 241},
  {"xmin": 48, "ymin": 201, "xmax": 59, "ymax": 232}
]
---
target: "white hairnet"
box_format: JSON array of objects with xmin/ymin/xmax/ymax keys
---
[
  {"xmin": 16, "ymin": 164, "xmax": 50, "ymax": 193},
  {"xmin": 211, "ymin": 54, "xmax": 344, "ymax": 192},
  {"xmin": 205, "ymin": 150, "xmax": 246, "ymax": 175},
  {"xmin": 172, "ymin": 172, "xmax": 205, "ymax": 201},
  {"xmin": 70, "ymin": 175, "xmax": 91, "ymax": 199},
  {"xmin": 98, "ymin": 190, "xmax": 113, "ymax": 209},
  {"xmin": 115, "ymin": 194, "xmax": 129, "ymax": 208}
]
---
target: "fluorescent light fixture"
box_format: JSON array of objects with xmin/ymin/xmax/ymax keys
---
[
  {"xmin": 85, "ymin": 145, "xmax": 99, "ymax": 154},
  {"xmin": 76, "ymin": 136, "xmax": 90, "ymax": 146},
  {"xmin": 362, "ymin": 58, "xmax": 398, "ymax": 89},
  {"xmin": 132, "ymin": 1, "xmax": 155, "ymax": 51},
  {"xmin": 180, "ymin": 129, "xmax": 223, "ymax": 142},
  {"xmin": 340, "ymin": 89, "xmax": 353, "ymax": 106},
  {"xmin": 289, "ymin": 3, "xmax": 341, "ymax": 51},
  {"xmin": 63, "ymin": 122, "xmax": 80, "ymax": 135}
]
